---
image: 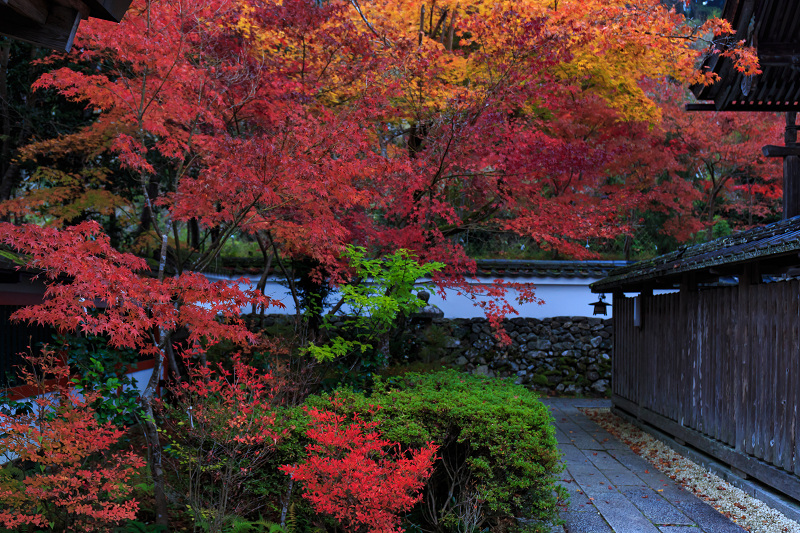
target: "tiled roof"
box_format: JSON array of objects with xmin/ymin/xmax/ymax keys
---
[
  {"xmin": 204, "ymin": 257, "xmax": 628, "ymax": 280},
  {"xmin": 592, "ymin": 216, "xmax": 800, "ymax": 292},
  {"xmin": 474, "ymin": 259, "xmax": 629, "ymax": 279},
  {"xmin": 0, "ymin": 249, "xmax": 27, "ymax": 272},
  {"xmin": 691, "ymin": 0, "xmax": 800, "ymax": 111}
]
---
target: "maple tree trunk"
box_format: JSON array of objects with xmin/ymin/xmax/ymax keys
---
[
  {"xmin": 139, "ymin": 180, "xmax": 159, "ymax": 233},
  {"xmin": 142, "ymin": 350, "xmax": 170, "ymax": 528},
  {"xmin": 252, "ymin": 232, "xmax": 274, "ymax": 325},
  {"xmin": 189, "ymin": 217, "xmax": 200, "ymax": 250},
  {"xmin": 142, "ymin": 233, "xmax": 174, "ymax": 529}
]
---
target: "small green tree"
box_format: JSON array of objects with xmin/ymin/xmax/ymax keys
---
[{"xmin": 304, "ymin": 246, "xmax": 443, "ymax": 390}]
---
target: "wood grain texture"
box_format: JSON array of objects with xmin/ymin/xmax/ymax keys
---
[{"xmin": 613, "ymin": 278, "xmax": 800, "ymax": 496}]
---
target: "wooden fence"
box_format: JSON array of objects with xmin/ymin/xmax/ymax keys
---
[{"xmin": 613, "ymin": 280, "xmax": 800, "ymax": 499}]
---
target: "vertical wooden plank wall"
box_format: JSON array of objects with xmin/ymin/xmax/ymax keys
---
[{"xmin": 613, "ymin": 281, "xmax": 800, "ymax": 473}]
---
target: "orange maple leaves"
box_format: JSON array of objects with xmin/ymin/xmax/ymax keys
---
[{"xmin": 0, "ymin": 353, "xmax": 145, "ymax": 531}]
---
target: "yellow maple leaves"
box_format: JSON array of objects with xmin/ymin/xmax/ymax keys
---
[{"xmin": 225, "ymin": 0, "xmax": 736, "ymax": 132}]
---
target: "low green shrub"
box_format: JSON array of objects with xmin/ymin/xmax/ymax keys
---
[
  {"xmin": 156, "ymin": 368, "xmax": 563, "ymax": 533},
  {"xmin": 308, "ymin": 370, "xmax": 564, "ymax": 533}
]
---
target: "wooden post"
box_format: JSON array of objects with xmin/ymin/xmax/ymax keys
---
[
  {"xmin": 784, "ymin": 112, "xmax": 799, "ymax": 218},
  {"xmin": 612, "ymin": 291, "xmax": 624, "ymax": 401},
  {"xmin": 735, "ymin": 265, "xmax": 758, "ymax": 454},
  {"xmin": 762, "ymin": 112, "xmax": 800, "ymax": 219},
  {"xmin": 678, "ymin": 275, "xmax": 696, "ymax": 427}
]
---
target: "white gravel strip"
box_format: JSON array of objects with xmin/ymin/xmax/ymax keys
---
[{"xmin": 582, "ymin": 408, "xmax": 800, "ymax": 533}]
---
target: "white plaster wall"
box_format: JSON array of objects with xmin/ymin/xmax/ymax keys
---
[
  {"xmin": 203, "ymin": 273, "xmax": 608, "ymax": 319},
  {"xmin": 427, "ymin": 277, "xmax": 606, "ymax": 319},
  {"xmin": 127, "ymin": 367, "xmax": 155, "ymax": 395}
]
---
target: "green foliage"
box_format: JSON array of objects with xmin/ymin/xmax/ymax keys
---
[
  {"xmin": 224, "ymin": 517, "xmax": 286, "ymax": 533},
  {"xmin": 114, "ymin": 521, "xmax": 169, "ymax": 533},
  {"xmin": 55, "ymin": 333, "xmax": 145, "ymax": 427},
  {"xmin": 307, "ymin": 371, "xmax": 565, "ymax": 533},
  {"xmin": 305, "ymin": 246, "xmax": 443, "ymax": 392},
  {"xmin": 530, "ymin": 374, "xmax": 550, "ymax": 388},
  {"xmin": 305, "ymin": 246, "xmax": 443, "ymax": 363},
  {"xmin": 304, "ymin": 336, "xmax": 366, "ymax": 363},
  {"xmin": 336, "ymin": 246, "xmax": 444, "ymax": 331}
]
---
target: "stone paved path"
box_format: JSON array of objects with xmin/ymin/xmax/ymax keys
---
[{"xmin": 543, "ymin": 398, "xmax": 747, "ymax": 533}]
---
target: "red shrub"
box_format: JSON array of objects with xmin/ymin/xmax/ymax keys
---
[{"xmin": 282, "ymin": 399, "xmax": 437, "ymax": 533}]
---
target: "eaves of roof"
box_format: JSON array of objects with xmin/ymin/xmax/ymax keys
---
[
  {"xmin": 203, "ymin": 257, "xmax": 630, "ymax": 281},
  {"xmin": 0, "ymin": 249, "xmax": 29, "ymax": 273},
  {"xmin": 592, "ymin": 216, "xmax": 800, "ymax": 293},
  {"xmin": 690, "ymin": 0, "xmax": 800, "ymax": 112},
  {"xmin": 474, "ymin": 259, "xmax": 630, "ymax": 279}
]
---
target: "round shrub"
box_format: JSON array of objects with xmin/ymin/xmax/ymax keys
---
[{"xmin": 314, "ymin": 370, "xmax": 564, "ymax": 533}]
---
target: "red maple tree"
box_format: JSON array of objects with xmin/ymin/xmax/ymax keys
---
[{"xmin": 0, "ymin": 0, "xmax": 778, "ymax": 527}]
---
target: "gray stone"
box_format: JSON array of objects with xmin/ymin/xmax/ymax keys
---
[
  {"xmin": 589, "ymin": 493, "xmax": 661, "ymax": 533},
  {"xmin": 288, "ymin": 313, "xmax": 618, "ymax": 394},
  {"xmin": 445, "ymin": 338, "xmax": 461, "ymax": 348},
  {"xmin": 543, "ymin": 399, "xmax": 747, "ymax": 533},
  {"xmin": 536, "ymin": 339, "xmax": 552, "ymax": 350},
  {"xmin": 562, "ymin": 510, "xmax": 613, "ymax": 533},
  {"xmin": 618, "ymin": 487, "xmax": 694, "ymax": 526},
  {"xmin": 474, "ymin": 365, "xmax": 490, "ymax": 376},
  {"xmin": 672, "ymin": 501, "xmax": 746, "ymax": 532}
]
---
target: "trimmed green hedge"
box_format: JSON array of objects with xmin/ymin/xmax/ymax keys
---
[{"xmin": 312, "ymin": 370, "xmax": 564, "ymax": 533}]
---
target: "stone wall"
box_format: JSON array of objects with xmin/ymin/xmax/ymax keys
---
[
  {"xmin": 408, "ymin": 316, "xmax": 612, "ymax": 396},
  {"xmin": 256, "ymin": 314, "xmax": 613, "ymax": 396}
]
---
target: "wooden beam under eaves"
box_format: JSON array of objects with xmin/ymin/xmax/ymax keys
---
[
  {"xmin": 685, "ymin": 103, "xmax": 719, "ymax": 112},
  {"xmin": 0, "ymin": 4, "xmax": 81, "ymax": 52},
  {"xmin": 3, "ymin": 0, "xmax": 48, "ymax": 23},
  {"xmin": 84, "ymin": 0, "xmax": 132, "ymax": 22}
]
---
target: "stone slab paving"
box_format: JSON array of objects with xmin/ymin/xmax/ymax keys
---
[{"xmin": 543, "ymin": 398, "xmax": 746, "ymax": 533}]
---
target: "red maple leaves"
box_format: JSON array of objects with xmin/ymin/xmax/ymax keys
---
[{"xmin": 283, "ymin": 399, "xmax": 437, "ymax": 533}]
